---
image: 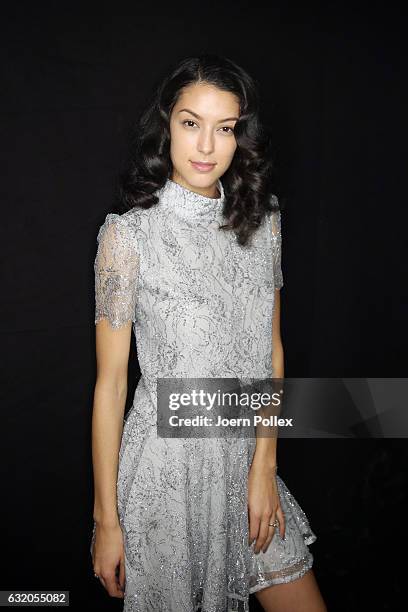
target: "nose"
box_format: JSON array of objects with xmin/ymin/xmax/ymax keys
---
[{"xmin": 197, "ymin": 128, "xmax": 214, "ymax": 156}]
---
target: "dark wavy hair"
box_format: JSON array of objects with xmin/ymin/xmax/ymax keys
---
[{"xmin": 117, "ymin": 53, "xmax": 280, "ymax": 246}]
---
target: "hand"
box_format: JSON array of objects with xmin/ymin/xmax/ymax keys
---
[
  {"xmin": 248, "ymin": 463, "xmax": 286, "ymax": 554},
  {"xmin": 91, "ymin": 522, "xmax": 126, "ymax": 598}
]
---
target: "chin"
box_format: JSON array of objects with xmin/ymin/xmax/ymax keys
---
[
  {"xmin": 184, "ymin": 169, "xmax": 219, "ymax": 186},
  {"xmin": 189, "ymin": 175, "xmax": 215, "ymax": 186}
]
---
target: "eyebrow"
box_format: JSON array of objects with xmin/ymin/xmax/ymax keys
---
[{"xmin": 178, "ymin": 108, "xmax": 239, "ymax": 123}]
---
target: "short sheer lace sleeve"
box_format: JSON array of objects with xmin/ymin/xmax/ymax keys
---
[
  {"xmin": 269, "ymin": 200, "xmax": 284, "ymax": 290},
  {"xmin": 94, "ymin": 213, "xmax": 140, "ymax": 329}
]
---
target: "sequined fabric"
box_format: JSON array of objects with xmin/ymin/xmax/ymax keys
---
[{"xmin": 90, "ymin": 178, "xmax": 317, "ymax": 611}]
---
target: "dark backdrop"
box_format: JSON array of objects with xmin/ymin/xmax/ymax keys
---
[{"xmin": 1, "ymin": 2, "xmax": 406, "ymax": 611}]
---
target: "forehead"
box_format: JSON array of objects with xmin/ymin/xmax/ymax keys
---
[{"xmin": 174, "ymin": 82, "xmax": 240, "ymax": 116}]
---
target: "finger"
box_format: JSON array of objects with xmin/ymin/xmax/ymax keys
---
[
  {"xmin": 276, "ymin": 506, "xmax": 286, "ymax": 539},
  {"xmin": 254, "ymin": 515, "xmax": 271, "ymax": 553},
  {"xmin": 261, "ymin": 533, "xmax": 273, "ymax": 553},
  {"xmin": 105, "ymin": 573, "xmax": 122, "ymax": 598},
  {"xmin": 262, "ymin": 523, "xmax": 276, "ymax": 553},
  {"xmin": 248, "ymin": 510, "xmax": 261, "ymax": 546},
  {"xmin": 118, "ymin": 557, "xmax": 126, "ymax": 595}
]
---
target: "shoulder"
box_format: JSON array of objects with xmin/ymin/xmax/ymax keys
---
[
  {"xmin": 95, "ymin": 210, "xmax": 144, "ymax": 264},
  {"xmin": 96, "ymin": 207, "xmax": 143, "ymax": 245},
  {"xmin": 266, "ymin": 195, "xmax": 282, "ymax": 235},
  {"xmin": 266, "ymin": 194, "xmax": 280, "ymax": 218}
]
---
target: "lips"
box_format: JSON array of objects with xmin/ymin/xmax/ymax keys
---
[{"xmin": 190, "ymin": 160, "xmax": 216, "ymax": 172}]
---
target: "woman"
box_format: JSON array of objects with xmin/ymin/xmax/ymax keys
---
[{"xmin": 90, "ymin": 54, "xmax": 327, "ymax": 612}]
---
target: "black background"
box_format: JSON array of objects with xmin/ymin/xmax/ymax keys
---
[{"xmin": 1, "ymin": 1, "xmax": 407, "ymax": 610}]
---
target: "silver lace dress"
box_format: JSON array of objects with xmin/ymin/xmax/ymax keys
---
[{"xmin": 90, "ymin": 178, "xmax": 317, "ymax": 611}]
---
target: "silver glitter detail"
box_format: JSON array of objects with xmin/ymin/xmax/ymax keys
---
[
  {"xmin": 90, "ymin": 178, "xmax": 316, "ymax": 611},
  {"xmin": 269, "ymin": 200, "xmax": 284, "ymax": 290},
  {"xmin": 94, "ymin": 213, "xmax": 140, "ymax": 329}
]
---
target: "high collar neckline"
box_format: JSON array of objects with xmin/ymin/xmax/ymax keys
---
[{"xmin": 157, "ymin": 177, "xmax": 225, "ymax": 222}]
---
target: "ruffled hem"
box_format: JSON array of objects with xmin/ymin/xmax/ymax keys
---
[{"xmin": 248, "ymin": 552, "xmax": 314, "ymax": 594}]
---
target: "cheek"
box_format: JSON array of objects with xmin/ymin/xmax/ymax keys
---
[{"xmin": 170, "ymin": 126, "xmax": 195, "ymax": 157}]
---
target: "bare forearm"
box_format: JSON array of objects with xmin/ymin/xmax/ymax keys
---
[
  {"xmin": 92, "ymin": 380, "xmax": 127, "ymax": 527},
  {"xmin": 252, "ymin": 342, "xmax": 284, "ymax": 469}
]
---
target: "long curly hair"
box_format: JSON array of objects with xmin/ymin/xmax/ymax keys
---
[{"xmin": 117, "ymin": 53, "xmax": 280, "ymax": 246}]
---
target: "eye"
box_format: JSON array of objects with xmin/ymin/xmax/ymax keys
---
[
  {"xmin": 182, "ymin": 119, "xmax": 198, "ymax": 128},
  {"xmin": 219, "ymin": 126, "xmax": 235, "ymax": 134}
]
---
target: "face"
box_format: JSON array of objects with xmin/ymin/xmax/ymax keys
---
[{"xmin": 169, "ymin": 82, "xmax": 240, "ymax": 197}]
